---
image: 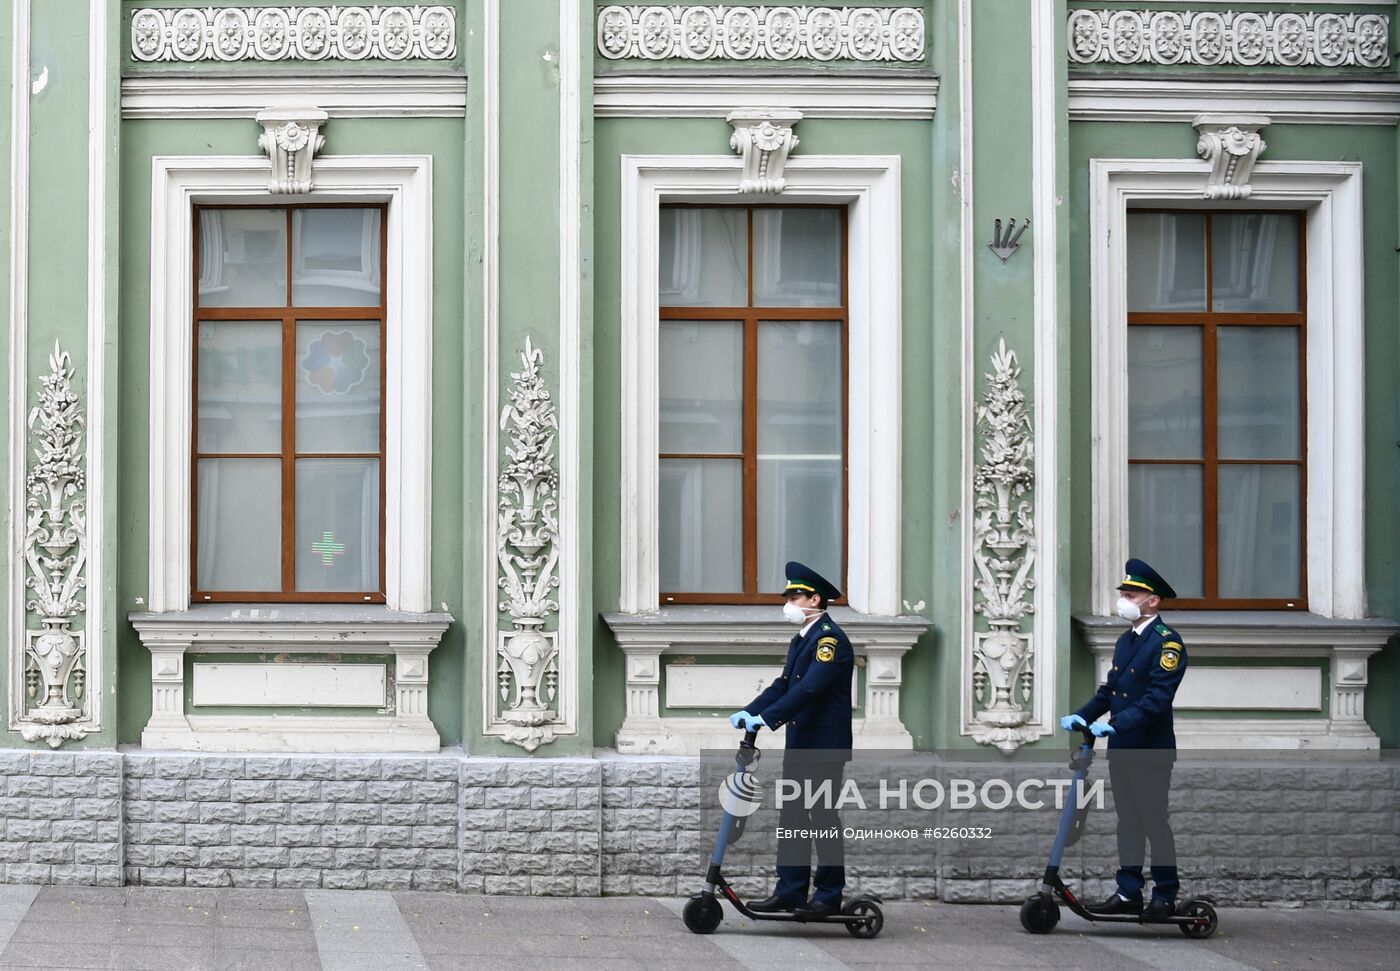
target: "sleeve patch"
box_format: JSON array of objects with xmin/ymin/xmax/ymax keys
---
[
  {"xmin": 815, "ymin": 644, "xmax": 836, "ymax": 662},
  {"xmin": 1159, "ymin": 649, "xmax": 1181, "ymax": 672}
]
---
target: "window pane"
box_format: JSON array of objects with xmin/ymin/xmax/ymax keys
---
[
  {"xmin": 757, "ymin": 320, "xmax": 842, "ymax": 592},
  {"xmin": 1218, "ymin": 326, "xmax": 1301, "ymax": 459},
  {"xmin": 1219, "ymin": 465, "xmax": 1301, "ymax": 599},
  {"xmin": 659, "ymin": 321, "xmax": 742, "ymax": 453},
  {"xmin": 659, "ymin": 458, "xmax": 741, "ymax": 592},
  {"xmin": 757, "ymin": 320, "xmax": 842, "ymax": 454},
  {"xmin": 197, "ymin": 321, "xmax": 282, "ymax": 454},
  {"xmin": 1128, "ymin": 326, "xmax": 1203, "ymax": 459},
  {"xmin": 199, "ymin": 209, "xmax": 287, "ymax": 307},
  {"xmin": 295, "ymin": 458, "xmax": 380, "ymax": 592},
  {"xmin": 753, "ymin": 208, "xmax": 842, "ymax": 307},
  {"xmin": 296, "ymin": 322, "xmax": 381, "ymax": 454},
  {"xmin": 196, "ymin": 458, "xmax": 281, "ymax": 591},
  {"xmin": 659, "ymin": 208, "xmax": 747, "ymax": 307},
  {"xmin": 1211, "ymin": 213, "xmax": 1300, "ymax": 312},
  {"xmin": 1127, "ymin": 212, "xmax": 1206, "ymax": 312},
  {"xmin": 293, "ymin": 209, "xmax": 383, "ymax": 307},
  {"xmin": 758, "ymin": 459, "xmax": 842, "ymax": 594},
  {"xmin": 1128, "ymin": 464, "xmax": 1203, "ymax": 598}
]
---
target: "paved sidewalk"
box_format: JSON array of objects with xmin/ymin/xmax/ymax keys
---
[{"xmin": 0, "ymin": 885, "xmax": 1394, "ymax": 970}]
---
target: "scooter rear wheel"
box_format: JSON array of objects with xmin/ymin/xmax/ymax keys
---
[
  {"xmin": 842, "ymin": 899, "xmax": 884, "ymax": 939},
  {"xmin": 1177, "ymin": 899, "xmax": 1218, "ymax": 939},
  {"xmin": 683, "ymin": 894, "xmax": 723, "ymax": 934},
  {"xmin": 1019, "ymin": 894, "xmax": 1060, "ymax": 934}
]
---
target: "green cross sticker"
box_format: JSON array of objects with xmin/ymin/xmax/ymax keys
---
[{"xmin": 311, "ymin": 531, "xmax": 346, "ymax": 567}]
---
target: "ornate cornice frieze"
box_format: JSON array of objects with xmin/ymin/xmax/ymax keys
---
[
  {"xmin": 21, "ymin": 344, "xmax": 91, "ymax": 749},
  {"xmin": 1067, "ymin": 9, "xmax": 1390, "ymax": 68},
  {"xmin": 970, "ymin": 339, "xmax": 1038, "ymax": 756},
  {"xmin": 596, "ymin": 5, "xmax": 925, "ymax": 61},
  {"xmin": 130, "ymin": 6, "xmax": 457, "ymax": 63},
  {"xmin": 494, "ymin": 338, "xmax": 562, "ymax": 753}
]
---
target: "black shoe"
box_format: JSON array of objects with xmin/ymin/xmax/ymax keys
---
[
  {"xmin": 1086, "ymin": 893, "xmax": 1143, "ymax": 915},
  {"xmin": 793, "ymin": 899, "xmax": 840, "ymax": 919},
  {"xmin": 1142, "ymin": 898, "xmax": 1175, "ymax": 922},
  {"xmin": 748, "ymin": 894, "xmax": 801, "ymax": 913}
]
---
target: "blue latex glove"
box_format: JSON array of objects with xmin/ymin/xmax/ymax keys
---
[
  {"xmin": 729, "ymin": 710, "xmax": 752, "ymax": 730},
  {"xmin": 1060, "ymin": 713, "xmax": 1087, "ymax": 732},
  {"xmin": 1090, "ymin": 722, "xmax": 1116, "ymax": 737},
  {"xmin": 741, "ymin": 713, "xmax": 768, "ymax": 732}
]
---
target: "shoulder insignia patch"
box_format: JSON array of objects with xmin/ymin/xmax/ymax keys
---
[
  {"xmin": 822, "ymin": 624, "xmax": 832, "ymax": 632},
  {"xmin": 1159, "ymin": 649, "xmax": 1181, "ymax": 672},
  {"xmin": 815, "ymin": 644, "xmax": 836, "ymax": 662},
  {"xmin": 1156, "ymin": 623, "xmax": 1172, "ymax": 636}
]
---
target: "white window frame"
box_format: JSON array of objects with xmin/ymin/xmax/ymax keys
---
[
  {"xmin": 148, "ymin": 155, "xmax": 434, "ymax": 613},
  {"xmin": 1089, "ymin": 159, "xmax": 1365, "ymax": 618},
  {"xmin": 619, "ymin": 154, "xmax": 903, "ymax": 615}
]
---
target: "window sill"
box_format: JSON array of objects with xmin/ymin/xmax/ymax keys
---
[
  {"xmin": 1072, "ymin": 611, "xmax": 1399, "ymax": 753},
  {"xmin": 601, "ymin": 605, "xmax": 931, "ymax": 754},
  {"xmin": 129, "ymin": 604, "xmax": 453, "ymax": 753},
  {"xmin": 1072, "ymin": 610, "xmax": 1398, "ymax": 655}
]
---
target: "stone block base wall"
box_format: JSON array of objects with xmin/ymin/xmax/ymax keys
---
[{"xmin": 0, "ymin": 750, "xmax": 1394, "ymax": 907}]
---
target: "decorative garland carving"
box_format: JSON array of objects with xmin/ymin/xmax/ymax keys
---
[
  {"xmin": 494, "ymin": 338, "xmax": 561, "ymax": 752},
  {"xmin": 970, "ymin": 339, "xmax": 1037, "ymax": 755},
  {"xmin": 1067, "ymin": 9, "xmax": 1390, "ymax": 67},
  {"xmin": 21, "ymin": 344, "xmax": 91, "ymax": 749},
  {"xmin": 130, "ymin": 6, "xmax": 457, "ymax": 62},
  {"xmin": 596, "ymin": 5, "xmax": 925, "ymax": 61}
]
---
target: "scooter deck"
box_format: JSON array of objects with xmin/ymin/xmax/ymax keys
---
[{"xmin": 712, "ymin": 880, "xmax": 878, "ymax": 925}]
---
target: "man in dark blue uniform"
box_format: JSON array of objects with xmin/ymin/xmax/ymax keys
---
[
  {"xmin": 729, "ymin": 561, "xmax": 854, "ymax": 919},
  {"xmin": 1062, "ymin": 558, "xmax": 1188, "ymax": 921}
]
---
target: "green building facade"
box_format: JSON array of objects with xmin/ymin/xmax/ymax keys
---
[{"xmin": 0, "ymin": 0, "xmax": 1396, "ymax": 893}]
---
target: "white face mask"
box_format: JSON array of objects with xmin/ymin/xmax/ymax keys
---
[
  {"xmin": 1115, "ymin": 596, "xmax": 1142, "ymax": 623},
  {"xmin": 783, "ymin": 601, "xmax": 810, "ymax": 625}
]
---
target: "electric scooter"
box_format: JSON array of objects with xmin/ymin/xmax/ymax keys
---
[
  {"xmin": 682, "ymin": 729, "xmax": 886, "ymax": 938},
  {"xmin": 1019, "ymin": 723, "xmax": 1218, "ymax": 938}
]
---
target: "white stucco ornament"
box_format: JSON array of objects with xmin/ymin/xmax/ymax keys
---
[
  {"xmin": 727, "ymin": 109, "xmax": 801, "ymax": 194},
  {"xmin": 21, "ymin": 344, "xmax": 91, "ymax": 749},
  {"xmin": 1194, "ymin": 114, "xmax": 1269, "ymax": 200},
  {"xmin": 130, "ymin": 6, "xmax": 457, "ymax": 62},
  {"xmin": 257, "ymin": 108, "xmax": 328, "ymax": 194},
  {"xmin": 1067, "ymin": 9, "xmax": 1389, "ymax": 67},
  {"xmin": 970, "ymin": 339, "xmax": 1038, "ymax": 755},
  {"xmin": 494, "ymin": 337, "xmax": 562, "ymax": 752}
]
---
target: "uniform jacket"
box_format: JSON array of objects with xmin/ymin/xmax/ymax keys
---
[
  {"xmin": 1075, "ymin": 618, "xmax": 1187, "ymax": 752},
  {"xmin": 748, "ymin": 614, "xmax": 854, "ymax": 752}
]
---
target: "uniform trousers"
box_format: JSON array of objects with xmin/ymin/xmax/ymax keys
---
[
  {"xmin": 774, "ymin": 752, "xmax": 846, "ymax": 906},
  {"xmin": 1108, "ymin": 754, "xmax": 1179, "ymax": 902}
]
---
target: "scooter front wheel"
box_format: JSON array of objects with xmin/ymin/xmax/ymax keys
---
[
  {"xmin": 1177, "ymin": 898, "xmax": 1218, "ymax": 939},
  {"xmin": 1019, "ymin": 894, "xmax": 1060, "ymax": 934},
  {"xmin": 842, "ymin": 899, "xmax": 884, "ymax": 939},
  {"xmin": 683, "ymin": 894, "xmax": 723, "ymax": 934}
]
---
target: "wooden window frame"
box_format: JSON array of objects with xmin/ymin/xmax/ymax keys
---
[
  {"xmin": 658, "ymin": 203, "xmax": 849, "ymax": 605},
  {"xmin": 1127, "ymin": 208, "xmax": 1307, "ymax": 610},
  {"xmin": 191, "ymin": 203, "xmax": 389, "ymax": 604}
]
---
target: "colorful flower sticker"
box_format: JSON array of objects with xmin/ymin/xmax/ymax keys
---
[{"xmin": 301, "ymin": 329, "xmax": 370, "ymax": 395}]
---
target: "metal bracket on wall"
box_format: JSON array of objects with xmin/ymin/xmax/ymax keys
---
[{"xmin": 987, "ymin": 217, "xmax": 1030, "ymax": 263}]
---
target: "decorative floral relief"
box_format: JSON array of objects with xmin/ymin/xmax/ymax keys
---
[
  {"xmin": 1067, "ymin": 9, "xmax": 1390, "ymax": 67},
  {"xmin": 494, "ymin": 338, "xmax": 562, "ymax": 752},
  {"xmin": 21, "ymin": 344, "xmax": 91, "ymax": 749},
  {"xmin": 130, "ymin": 6, "xmax": 456, "ymax": 62},
  {"xmin": 597, "ymin": 5, "xmax": 925, "ymax": 61},
  {"xmin": 970, "ymin": 339, "xmax": 1038, "ymax": 755}
]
